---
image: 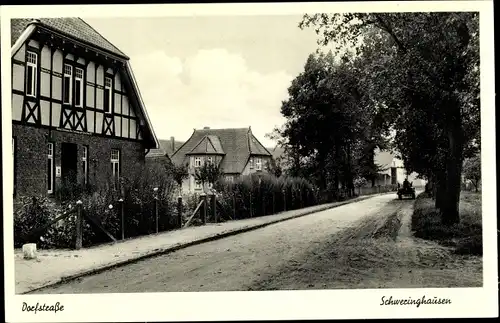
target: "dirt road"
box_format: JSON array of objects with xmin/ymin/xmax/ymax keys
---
[{"xmin": 31, "ymin": 193, "xmax": 482, "ymax": 294}]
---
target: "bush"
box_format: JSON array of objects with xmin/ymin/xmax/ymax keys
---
[
  {"xmin": 412, "ymin": 193, "xmax": 483, "ymax": 256},
  {"xmin": 14, "ymin": 196, "xmax": 62, "ymax": 248},
  {"xmin": 14, "ymin": 162, "xmax": 179, "ymax": 249},
  {"xmin": 120, "ymin": 162, "xmax": 177, "ymax": 236},
  {"xmin": 54, "ymin": 176, "xmax": 94, "ymax": 204},
  {"xmin": 214, "ymin": 173, "xmax": 317, "ymax": 220},
  {"xmin": 180, "ymin": 192, "xmax": 204, "ymax": 226}
]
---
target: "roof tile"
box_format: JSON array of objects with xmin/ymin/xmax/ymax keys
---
[
  {"xmin": 11, "ymin": 18, "xmax": 127, "ymax": 58},
  {"xmin": 171, "ymin": 127, "xmax": 271, "ymax": 174}
]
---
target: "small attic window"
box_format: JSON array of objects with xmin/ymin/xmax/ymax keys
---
[
  {"xmin": 26, "ymin": 51, "xmax": 38, "ymax": 97},
  {"xmin": 104, "ymin": 77, "xmax": 112, "ymax": 113}
]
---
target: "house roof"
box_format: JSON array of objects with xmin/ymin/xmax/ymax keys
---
[
  {"xmin": 10, "ymin": 18, "xmax": 159, "ymax": 149},
  {"xmin": 187, "ymin": 135, "xmax": 225, "ymax": 155},
  {"xmin": 374, "ymin": 150, "xmax": 394, "ymax": 169},
  {"xmin": 11, "ymin": 18, "xmax": 128, "ymax": 58},
  {"xmin": 171, "ymin": 127, "xmax": 272, "ymax": 174},
  {"xmin": 147, "ymin": 139, "xmax": 185, "ymax": 158}
]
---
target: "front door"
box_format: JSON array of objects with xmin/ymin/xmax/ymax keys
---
[{"xmin": 61, "ymin": 143, "xmax": 78, "ymax": 185}]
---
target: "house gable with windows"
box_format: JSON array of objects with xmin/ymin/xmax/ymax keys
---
[
  {"xmin": 11, "ymin": 18, "xmax": 159, "ymax": 197},
  {"xmin": 170, "ymin": 127, "xmax": 272, "ymax": 192}
]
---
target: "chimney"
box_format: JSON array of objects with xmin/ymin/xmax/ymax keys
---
[
  {"xmin": 170, "ymin": 136, "xmax": 175, "ymax": 152},
  {"xmin": 203, "ymin": 126, "xmax": 210, "ymax": 130}
]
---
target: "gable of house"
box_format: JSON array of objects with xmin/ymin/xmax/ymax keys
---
[
  {"xmin": 10, "ymin": 17, "xmax": 161, "ymax": 197},
  {"xmin": 187, "ymin": 135, "xmax": 225, "ymax": 155},
  {"xmin": 171, "ymin": 127, "xmax": 272, "ymax": 174},
  {"xmin": 374, "ymin": 149, "xmax": 395, "ymax": 176},
  {"xmin": 11, "ymin": 18, "xmax": 159, "ymax": 149},
  {"xmin": 11, "ymin": 18, "xmax": 127, "ymax": 58}
]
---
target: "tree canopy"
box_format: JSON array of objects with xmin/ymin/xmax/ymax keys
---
[{"xmin": 274, "ymin": 12, "xmax": 479, "ymax": 224}]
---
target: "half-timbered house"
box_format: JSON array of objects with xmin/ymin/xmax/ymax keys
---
[{"xmin": 11, "ymin": 18, "xmax": 159, "ymax": 197}]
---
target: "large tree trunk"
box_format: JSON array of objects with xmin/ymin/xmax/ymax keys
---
[
  {"xmin": 441, "ymin": 114, "xmax": 464, "ymax": 225},
  {"xmin": 435, "ymin": 176, "xmax": 446, "ymax": 210},
  {"xmin": 434, "ymin": 168, "xmax": 449, "ymax": 210}
]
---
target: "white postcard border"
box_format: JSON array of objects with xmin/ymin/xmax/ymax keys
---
[{"xmin": 2, "ymin": 1, "xmax": 497, "ymax": 321}]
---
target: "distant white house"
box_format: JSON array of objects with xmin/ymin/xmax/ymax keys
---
[
  {"xmin": 266, "ymin": 146, "xmax": 426, "ymax": 187},
  {"xmin": 374, "ymin": 148, "xmax": 427, "ymax": 187}
]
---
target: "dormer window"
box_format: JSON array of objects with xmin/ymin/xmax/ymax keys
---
[
  {"xmin": 26, "ymin": 51, "xmax": 38, "ymax": 97},
  {"xmin": 104, "ymin": 77, "xmax": 112, "ymax": 113},
  {"xmin": 255, "ymin": 158, "xmax": 262, "ymax": 171},
  {"xmin": 63, "ymin": 64, "xmax": 73, "ymax": 104}
]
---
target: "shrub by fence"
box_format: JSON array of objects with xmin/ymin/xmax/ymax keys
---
[
  {"xmin": 14, "ymin": 168, "xmax": 398, "ymax": 250},
  {"xmin": 14, "ymin": 162, "xmax": 178, "ymax": 249},
  {"xmin": 205, "ymin": 173, "xmax": 317, "ymax": 221}
]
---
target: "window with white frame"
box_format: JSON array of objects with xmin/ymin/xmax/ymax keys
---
[
  {"xmin": 63, "ymin": 64, "xmax": 73, "ymax": 104},
  {"xmin": 255, "ymin": 157, "xmax": 262, "ymax": 171},
  {"xmin": 82, "ymin": 146, "xmax": 88, "ymax": 185},
  {"xmin": 195, "ymin": 179, "xmax": 202, "ymax": 190},
  {"xmin": 226, "ymin": 175, "xmax": 234, "ymax": 183},
  {"xmin": 111, "ymin": 149, "xmax": 120, "ymax": 180},
  {"xmin": 26, "ymin": 51, "xmax": 38, "ymax": 97},
  {"xmin": 249, "ymin": 157, "xmax": 254, "ymax": 169},
  {"xmin": 104, "ymin": 77, "xmax": 112, "ymax": 113},
  {"xmin": 194, "ymin": 157, "xmax": 202, "ymax": 168},
  {"xmin": 207, "ymin": 156, "xmax": 213, "ymax": 165},
  {"xmin": 75, "ymin": 68, "xmax": 84, "ymax": 107},
  {"xmin": 47, "ymin": 143, "xmax": 54, "ymax": 194}
]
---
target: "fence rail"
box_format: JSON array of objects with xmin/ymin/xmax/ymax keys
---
[{"xmin": 24, "ymin": 200, "xmax": 117, "ymax": 250}]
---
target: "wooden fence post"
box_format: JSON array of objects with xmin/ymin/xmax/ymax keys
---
[
  {"xmin": 232, "ymin": 193, "xmax": 236, "ymax": 220},
  {"xmin": 272, "ymin": 191, "xmax": 275, "ymax": 214},
  {"xmin": 154, "ymin": 187, "xmax": 159, "ymax": 233},
  {"xmin": 211, "ymin": 193, "xmax": 217, "ymax": 223},
  {"xmin": 299, "ymin": 188, "xmax": 303, "ymax": 208},
  {"xmin": 200, "ymin": 193, "xmax": 207, "ymax": 224},
  {"xmin": 75, "ymin": 200, "xmax": 83, "ymax": 250},
  {"xmin": 119, "ymin": 198, "xmax": 125, "ymax": 240},
  {"xmin": 261, "ymin": 193, "xmax": 266, "ymax": 216},
  {"xmin": 249, "ymin": 191, "xmax": 253, "ymax": 218},
  {"xmin": 177, "ymin": 196, "xmax": 183, "ymax": 228}
]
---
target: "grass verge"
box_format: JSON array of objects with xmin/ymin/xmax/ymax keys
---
[{"xmin": 412, "ymin": 191, "xmax": 482, "ymax": 256}]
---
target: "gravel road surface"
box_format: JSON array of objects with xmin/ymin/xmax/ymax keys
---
[{"xmin": 31, "ymin": 192, "xmax": 481, "ymax": 294}]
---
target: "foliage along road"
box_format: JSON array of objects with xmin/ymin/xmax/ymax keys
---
[{"xmin": 31, "ymin": 192, "xmax": 481, "ymax": 294}]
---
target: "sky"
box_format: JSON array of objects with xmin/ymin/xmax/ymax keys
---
[{"xmin": 85, "ymin": 16, "xmax": 321, "ymax": 148}]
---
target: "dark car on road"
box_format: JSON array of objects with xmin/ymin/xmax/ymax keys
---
[{"xmin": 397, "ymin": 181, "xmax": 416, "ymax": 200}]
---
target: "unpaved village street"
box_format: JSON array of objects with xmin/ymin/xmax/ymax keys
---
[{"xmin": 31, "ymin": 193, "xmax": 482, "ymax": 294}]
